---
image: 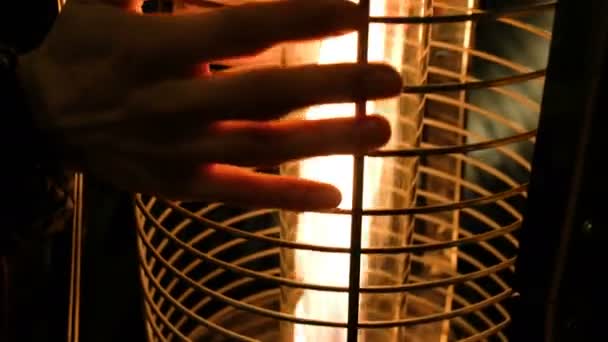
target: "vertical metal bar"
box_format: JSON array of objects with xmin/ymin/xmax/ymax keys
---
[
  {"xmin": 399, "ymin": 1, "xmax": 431, "ymax": 339},
  {"xmin": 67, "ymin": 173, "xmax": 84, "ymax": 342},
  {"xmin": 440, "ymin": 1, "xmax": 476, "ymax": 340},
  {"xmin": 347, "ymin": 0, "xmax": 370, "ymax": 341}
]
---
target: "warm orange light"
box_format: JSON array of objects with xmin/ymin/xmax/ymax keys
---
[
  {"xmin": 279, "ymin": 0, "xmax": 413, "ymax": 341},
  {"xmin": 292, "ymin": 3, "xmax": 394, "ymax": 342}
]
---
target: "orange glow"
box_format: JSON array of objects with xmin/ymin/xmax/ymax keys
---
[{"xmin": 289, "ymin": 0, "xmax": 403, "ymax": 341}]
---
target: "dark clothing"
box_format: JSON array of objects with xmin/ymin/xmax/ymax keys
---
[
  {"xmin": 0, "ymin": 2, "xmax": 73, "ymax": 340},
  {"xmin": 0, "ymin": 4, "xmax": 146, "ymax": 341}
]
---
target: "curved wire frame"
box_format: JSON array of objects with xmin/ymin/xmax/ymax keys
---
[{"xmin": 135, "ymin": 1, "xmax": 556, "ymax": 341}]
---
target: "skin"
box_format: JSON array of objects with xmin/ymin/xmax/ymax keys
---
[{"xmin": 16, "ymin": 0, "xmax": 403, "ymax": 211}]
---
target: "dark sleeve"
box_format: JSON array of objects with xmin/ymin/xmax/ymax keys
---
[
  {"xmin": 0, "ymin": 44, "xmax": 74, "ymax": 253},
  {"xmin": 0, "ymin": 41, "xmax": 76, "ymax": 342},
  {"xmin": 0, "ymin": 3, "xmax": 75, "ymax": 341},
  {"xmin": 0, "ymin": 1, "xmax": 58, "ymax": 53}
]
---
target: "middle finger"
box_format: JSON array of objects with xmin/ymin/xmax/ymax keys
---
[
  {"xmin": 126, "ymin": 115, "xmax": 392, "ymax": 166},
  {"xmin": 126, "ymin": 63, "xmax": 403, "ymax": 123}
]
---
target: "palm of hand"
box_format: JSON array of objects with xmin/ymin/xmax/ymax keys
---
[{"xmin": 17, "ymin": 0, "xmax": 402, "ymax": 210}]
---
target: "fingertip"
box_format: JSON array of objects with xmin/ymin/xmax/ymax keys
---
[
  {"xmin": 367, "ymin": 114, "xmax": 392, "ymax": 137},
  {"xmin": 364, "ymin": 63, "xmax": 404, "ymax": 97},
  {"xmin": 194, "ymin": 164, "xmax": 344, "ymax": 211},
  {"xmin": 358, "ymin": 114, "xmax": 392, "ymax": 148},
  {"xmin": 319, "ymin": 184, "xmax": 343, "ymax": 209},
  {"xmin": 296, "ymin": 181, "xmax": 343, "ymax": 211}
]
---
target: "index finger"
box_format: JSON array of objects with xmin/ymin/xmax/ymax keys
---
[{"xmin": 125, "ymin": 0, "xmax": 366, "ymax": 67}]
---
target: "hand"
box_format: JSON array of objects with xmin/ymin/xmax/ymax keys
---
[{"xmin": 16, "ymin": 0, "xmax": 402, "ymax": 211}]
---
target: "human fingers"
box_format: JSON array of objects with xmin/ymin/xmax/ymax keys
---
[
  {"xmin": 126, "ymin": 63, "xmax": 402, "ymax": 123},
  {"xmin": 84, "ymin": 149, "xmax": 343, "ymax": 210},
  {"xmin": 122, "ymin": 0, "xmax": 366, "ymax": 67},
  {"xmin": 153, "ymin": 163, "xmax": 343, "ymax": 210},
  {"xmin": 121, "ymin": 115, "xmax": 391, "ymax": 166}
]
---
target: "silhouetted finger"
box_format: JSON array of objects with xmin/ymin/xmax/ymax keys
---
[
  {"xmin": 124, "ymin": 0, "xmax": 366, "ymax": 67},
  {"xmin": 159, "ymin": 163, "xmax": 343, "ymax": 210},
  {"xmin": 83, "ymin": 151, "xmax": 342, "ymax": 210},
  {"xmin": 127, "ymin": 63, "xmax": 402, "ymax": 123},
  {"xmin": 126, "ymin": 115, "xmax": 391, "ymax": 166}
]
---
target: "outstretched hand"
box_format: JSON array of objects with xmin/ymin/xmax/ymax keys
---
[{"xmin": 17, "ymin": 0, "xmax": 403, "ymax": 210}]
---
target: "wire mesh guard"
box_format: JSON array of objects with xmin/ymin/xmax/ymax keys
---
[{"xmin": 135, "ymin": 1, "xmax": 555, "ymax": 341}]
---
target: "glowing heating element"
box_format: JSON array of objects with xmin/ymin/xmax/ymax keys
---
[
  {"xmin": 280, "ymin": 0, "xmax": 420, "ymax": 341},
  {"xmin": 293, "ymin": 3, "xmax": 391, "ymax": 342}
]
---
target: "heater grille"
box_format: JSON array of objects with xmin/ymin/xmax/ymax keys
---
[{"xmin": 135, "ymin": 1, "xmax": 555, "ymax": 341}]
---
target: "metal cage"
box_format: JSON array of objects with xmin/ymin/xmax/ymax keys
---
[{"xmin": 134, "ymin": 1, "xmax": 555, "ymax": 341}]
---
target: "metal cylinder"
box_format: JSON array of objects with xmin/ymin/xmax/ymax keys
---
[{"xmin": 135, "ymin": 1, "xmax": 555, "ymax": 341}]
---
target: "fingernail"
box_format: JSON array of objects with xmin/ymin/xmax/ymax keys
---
[{"xmin": 363, "ymin": 65, "xmax": 403, "ymax": 97}]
